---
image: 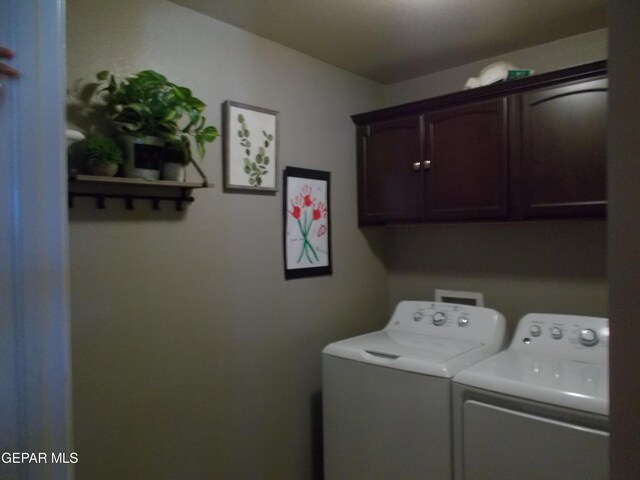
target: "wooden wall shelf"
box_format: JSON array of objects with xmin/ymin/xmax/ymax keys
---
[{"xmin": 68, "ymin": 174, "xmax": 210, "ymax": 211}]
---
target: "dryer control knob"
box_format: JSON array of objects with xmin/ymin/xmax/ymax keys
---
[
  {"xmin": 457, "ymin": 317, "xmax": 469, "ymax": 327},
  {"xmin": 579, "ymin": 328, "xmax": 599, "ymax": 347},
  {"xmin": 529, "ymin": 325, "xmax": 542, "ymax": 337},
  {"xmin": 413, "ymin": 311, "xmax": 425, "ymax": 322},
  {"xmin": 551, "ymin": 327, "xmax": 563, "ymax": 339},
  {"xmin": 432, "ymin": 312, "xmax": 446, "ymax": 326}
]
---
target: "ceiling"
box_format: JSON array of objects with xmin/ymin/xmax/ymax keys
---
[{"xmin": 170, "ymin": 0, "xmax": 606, "ymax": 84}]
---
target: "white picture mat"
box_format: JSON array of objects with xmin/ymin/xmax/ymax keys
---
[
  {"xmin": 285, "ymin": 176, "xmax": 330, "ymax": 270},
  {"xmin": 227, "ymin": 104, "xmax": 277, "ymax": 189}
]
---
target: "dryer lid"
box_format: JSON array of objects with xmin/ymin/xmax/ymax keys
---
[{"xmin": 453, "ymin": 349, "xmax": 609, "ymax": 416}]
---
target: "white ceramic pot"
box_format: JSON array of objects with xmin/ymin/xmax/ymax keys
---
[
  {"xmin": 161, "ymin": 162, "xmax": 186, "ymax": 182},
  {"xmin": 120, "ymin": 135, "xmax": 165, "ymax": 180}
]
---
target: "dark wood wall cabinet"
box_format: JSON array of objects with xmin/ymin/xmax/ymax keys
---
[{"xmin": 353, "ymin": 61, "xmax": 607, "ymax": 225}]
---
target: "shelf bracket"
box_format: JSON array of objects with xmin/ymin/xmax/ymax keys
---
[{"xmin": 191, "ymin": 160, "xmax": 209, "ymax": 187}]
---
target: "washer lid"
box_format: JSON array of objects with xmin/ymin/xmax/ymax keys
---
[
  {"xmin": 322, "ymin": 330, "xmax": 493, "ymax": 378},
  {"xmin": 453, "ymin": 350, "xmax": 609, "ymax": 416}
]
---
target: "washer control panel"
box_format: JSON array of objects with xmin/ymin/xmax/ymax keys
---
[
  {"xmin": 515, "ymin": 313, "xmax": 608, "ymax": 363},
  {"xmin": 387, "ymin": 301, "xmax": 506, "ymax": 346},
  {"xmin": 412, "ymin": 304, "xmax": 472, "ymax": 329}
]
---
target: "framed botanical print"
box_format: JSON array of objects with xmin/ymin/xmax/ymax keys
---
[
  {"xmin": 223, "ymin": 101, "xmax": 278, "ymax": 192},
  {"xmin": 283, "ymin": 167, "xmax": 332, "ymax": 279}
]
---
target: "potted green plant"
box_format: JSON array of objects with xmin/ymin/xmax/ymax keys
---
[
  {"xmin": 78, "ymin": 134, "xmax": 124, "ymax": 177},
  {"xmin": 95, "ymin": 69, "xmax": 218, "ymax": 180}
]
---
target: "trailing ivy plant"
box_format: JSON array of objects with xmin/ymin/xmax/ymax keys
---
[
  {"xmin": 95, "ymin": 69, "xmax": 218, "ymax": 165},
  {"xmin": 237, "ymin": 113, "xmax": 273, "ymax": 187}
]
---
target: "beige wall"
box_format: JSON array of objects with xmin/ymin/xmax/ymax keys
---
[
  {"xmin": 381, "ymin": 29, "xmax": 609, "ymax": 333},
  {"xmin": 67, "ymin": 1, "xmax": 387, "ymax": 478},
  {"xmin": 383, "ymin": 221, "xmax": 607, "ymax": 334},
  {"xmin": 384, "ymin": 28, "xmax": 608, "ymax": 105}
]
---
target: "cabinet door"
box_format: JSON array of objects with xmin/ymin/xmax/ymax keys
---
[
  {"xmin": 357, "ymin": 115, "xmax": 423, "ymax": 224},
  {"xmin": 424, "ymin": 99, "xmax": 509, "ymax": 220},
  {"xmin": 518, "ymin": 78, "xmax": 607, "ymax": 218}
]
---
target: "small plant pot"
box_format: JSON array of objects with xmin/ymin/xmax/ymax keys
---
[
  {"xmin": 120, "ymin": 135, "xmax": 165, "ymax": 180},
  {"xmin": 162, "ymin": 162, "xmax": 186, "ymax": 182},
  {"xmin": 86, "ymin": 162, "xmax": 118, "ymax": 177}
]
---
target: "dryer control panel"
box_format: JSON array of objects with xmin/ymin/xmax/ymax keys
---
[{"xmin": 512, "ymin": 313, "xmax": 608, "ymax": 363}]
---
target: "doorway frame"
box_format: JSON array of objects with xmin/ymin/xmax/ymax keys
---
[{"xmin": 0, "ymin": 1, "xmax": 73, "ymax": 478}]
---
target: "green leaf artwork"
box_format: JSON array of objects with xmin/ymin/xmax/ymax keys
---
[{"xmin": 236, "ymin": 113, "xmax": 273, "ymax": 187}]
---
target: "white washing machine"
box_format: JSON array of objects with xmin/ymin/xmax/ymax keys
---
[
  {"xmin": 322, "ymin": 301, "xmax": 506, "ymax": 480},
  {"xmin": 452, "ymin": 313, "xmax": 609, "ymax": 480}
]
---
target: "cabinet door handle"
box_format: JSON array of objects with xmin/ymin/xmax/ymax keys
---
[
  {"xmin": 412, "ymin": 161, "xmax": 422, "ymax": 171},
  {"xmin": 423, "ymin": 160, "xmax": 432, "ymax": 169}
]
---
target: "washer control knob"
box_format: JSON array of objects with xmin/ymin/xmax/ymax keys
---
[
  {"xmin": 413, "ymin": 311, "xmax": 425, "ymax": 322},
  {"xmin": 579, "ymin": 328, "xmax": 599, "ymax": 347},
  {"xmin": 432, "ymin": 311, "xmax": 446, "ymax": 326},
  {"xmin": 529, "ymin": 325, "xmax": 542, "ymax": 337},
  {"xmin": 457, "ymin": 317, "xmax": 469, "ymax": 327},
  {"xmin": 551, "ymin": 327, "xmax": 563, "ymax": 339}
]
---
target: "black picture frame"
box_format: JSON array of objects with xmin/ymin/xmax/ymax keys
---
[{"xmin": 283, "ymin": 167, "xmax": 332, "ymax": 279}]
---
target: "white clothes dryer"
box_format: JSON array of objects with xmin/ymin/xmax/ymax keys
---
[
  {"xmin": 322, "ymin": 301, "xmax": 506, "ymax": 480},
  {"xmin": 452, "ymin": 313, "xmax": 609, "ymax": 480}
]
